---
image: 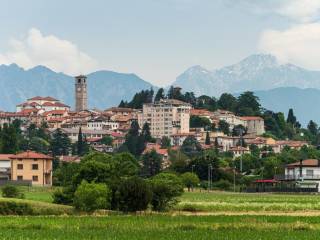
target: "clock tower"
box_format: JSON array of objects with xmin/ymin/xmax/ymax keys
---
[{"xmin": 75, "ymin": 75, "xmax": 88, "ymax": 112}]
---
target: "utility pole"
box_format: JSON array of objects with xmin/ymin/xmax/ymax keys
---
[{"xmin": 239, "ymin": 129, "xmax": 244, "ymax": 173}]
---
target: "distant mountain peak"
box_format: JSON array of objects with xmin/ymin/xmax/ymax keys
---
[{"xmin": 183, "ymin": 65, "xmax": 211, "ymax": 75}]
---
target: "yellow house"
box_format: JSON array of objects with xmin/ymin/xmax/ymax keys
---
[{"xmin": 10, "ymin": 151, "xmax": 53, "ymax": 186}]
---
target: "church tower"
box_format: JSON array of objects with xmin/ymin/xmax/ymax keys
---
[{"xmin": 75, "ymin": 75, "xmax": 88, "ymax": 112}]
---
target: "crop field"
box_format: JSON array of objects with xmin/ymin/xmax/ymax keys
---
[
  {"xmin": 1, "ymin": 191, "xmax": 320, "ymax": 239},
  {"xmin": 1, "ymin": 215, "xmax": 320, "ymax": 239},
  {"xmin": 176, "ymin": 191, "xmax": 320, "ymax": 213}
]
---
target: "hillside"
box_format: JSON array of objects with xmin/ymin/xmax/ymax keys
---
[{"xmin": 0, "ymin": 64, "xmax": 155, "ymax": 111}]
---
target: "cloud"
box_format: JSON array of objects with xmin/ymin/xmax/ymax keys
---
[
  {"xmin": 259, "ymin": 23, "xmax": 320, "ymax": 69},
  {"xmin": 0, "ymin": 28, "xmax": 98, "ymax": 75},
  {"xmin": 227, "ymin": 0, "xmax": 320, "ymax": 23}
]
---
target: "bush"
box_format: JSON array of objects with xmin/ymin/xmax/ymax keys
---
[
  {"xmin": 73, "ymin": 181, "xmax": 111, "ymax": 212},
  {"xmin": 117, "ymin": 176, "xmax": 152, "ymax": 212},
  {"xmin": 0, "ymin": 201, "xmax": 33, "ymax": 215},
  {"xmin": 52, "ymin": 187, "xmax": 74, "ymax": 205},
  {"xmin": 180, "ymin": 172, "xmax": 200, "ymax": 191},
  {"xmin": 150, "ymin": 173, "xmax": 184, "ymax": 211},
  {"xmin": 212, "ymin": 180, "xmax": 233, "ymax": 191},
  {"xmin": 1, "ymin": 185, "xmax": 24, "ymax": 199}
]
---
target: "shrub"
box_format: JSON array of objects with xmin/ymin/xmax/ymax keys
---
[
  {"xmin": 117, "ymin": 176, "xmax": 152, "ymax": 212},
  {"xmin": 150, "ymin": 173, "xmax": 184, "ymax": 211},
  {"xmin": 212, "ymin": 179, "xmax": 233, "ymax": 191},
  {"xmin": 180, "ymin": 172, "xmax": 200, "ymax": 191},
  {"xmin": 52, "ymin": 187, "xmax": 74, "ymax": 205},
  {"xmin": 1, "ymin": 185, "xmax": 24, "ymax": 199},
  {"xmin": 0, "ymin": 201, "xmax": 33, "ymax": 215},
  {"xmin": 73, "ymin": 181, "xmax": 111, "ymax": 212}
]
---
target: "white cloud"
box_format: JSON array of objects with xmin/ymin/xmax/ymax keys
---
[
  {"xmin": 227, "ymin": 0, "xmax": 320, "ymax": 23},
  {"xmin": 0, "ymin": 28, "xmax": 98, "ymax": 75},
  {"xmin": 259, "ymin": 23, "xmax": 320, "ymax": 69}
]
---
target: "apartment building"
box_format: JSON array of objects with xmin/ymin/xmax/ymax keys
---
[
  {"xmin": 10, "ymin": 151, "xmax": 53, "ymax": 186},
  {"xmin": 138, "ymin": 99, "xmax": 191, "ymax": 138}
]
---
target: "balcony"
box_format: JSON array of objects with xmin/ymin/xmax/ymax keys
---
[{"xmin": 275, "ymin": 174, "xmax": 320, "ymax": 181}]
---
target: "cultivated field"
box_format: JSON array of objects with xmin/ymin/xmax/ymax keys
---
[{"xmin": 1, "ymin": 190, "xmax": 320, "ymax": 239}]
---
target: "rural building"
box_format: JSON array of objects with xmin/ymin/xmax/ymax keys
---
[{"xmin": 10, "ymin": 151, "xmax": 53, "ymax": 186}]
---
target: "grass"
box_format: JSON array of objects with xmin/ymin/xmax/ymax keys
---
[
  {"xmin": 0, "ymin": 215, "xmax": 320, "ymax": 239},
  {"xmin": 176, "ymin": 191, "xmax": 320, "ymax": 212}
]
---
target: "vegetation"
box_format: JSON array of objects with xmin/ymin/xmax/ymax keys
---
[{"xmin": 1, "ymin": 185, "xmax": 24, "ymax": 199}]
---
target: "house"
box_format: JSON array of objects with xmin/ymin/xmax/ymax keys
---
[
  {"xmin": 16, "ymin": 96, "xmax": 70, "ymax": 113},
  {"xmin": 10, "ymin": 151, "xmax": 53, "ymax": 186},
  {"xmin": 0, "ymin": 154, "xmax": 14, "ymax": 180},
  {"xmin": 143, "ymin": 143, "xmax": 171, "ymax": 168},
  {"xmin": 276, "ymin": 159, "xmax": 320, "ymax": 191},
  {"xmin": 229, "ymin": 146, "xmax": 250, "ymax": 158},
  {"xmin": 240, "ymin": 116, "xmax": 265, "ymax": 136}
]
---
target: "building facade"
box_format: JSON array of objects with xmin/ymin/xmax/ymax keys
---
[
  {"xmin": 10, "ymin": 151, "xmax": 53, "ymax": 186},
  {"xmin": 138, "ymin": 99, "xmax": 191, "ymax": 138}
]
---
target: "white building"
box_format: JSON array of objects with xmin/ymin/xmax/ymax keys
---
[
  {"xmin": 138, "ymin": 99, "xmax": 191, "ymax": 139},
  {"xmin": 16, "ymin": 96, "xmax": 70, "ymax": 113}
]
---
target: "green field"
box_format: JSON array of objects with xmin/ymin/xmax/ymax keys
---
[
  {"xmin": 0, "ymin": 215, "xmax": 320, "ymax": 239},
  {"xmin": 1, "ymin": 190, "xmax": 320, "ymax": 239},
  {"xmin": 177, "ymin": 191, "xmax": 320, "ymax": 213}
]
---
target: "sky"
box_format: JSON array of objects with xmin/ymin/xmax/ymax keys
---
[{"xmin": 0, "ymin": 0, "xmax": 319, "ymax": 86}]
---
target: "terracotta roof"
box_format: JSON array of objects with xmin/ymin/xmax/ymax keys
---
[
  {"xmin": 27, "ymin": 96, "xmax": 58, "ymax": 101},
  {"xmin": 287, "ymin": 159, "xmax": 319, "ymax": 167},
  {"xmin": 10, "ymin": 151, "xmax": 53, "ymax": 159},
  {"xmin": 43, "ymin": 110, "xmax": 67, "ymax": 116},
  {"xmin": 190, "ymin": 109, "xmax": 213, "ymax": 116},
  {"xmin": 144, "ymin": 143, "xmax": 168, "ymax": 155},
  {"xmin": 0, "ymin": 154, "xmax": 15, "ymax": 161}
]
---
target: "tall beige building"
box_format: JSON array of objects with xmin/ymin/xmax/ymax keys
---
[
  {"xmin": 138, "ymin": 99, "xmax": 191, "ymax": 138},
  {"xmin": 75, "ymin": 75, "xmax": 88, "ymax": 112}
]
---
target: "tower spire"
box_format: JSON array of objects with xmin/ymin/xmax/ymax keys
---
[{"xmin": 75, "ymin": 75, "xmax": 88, "ymax": 112}]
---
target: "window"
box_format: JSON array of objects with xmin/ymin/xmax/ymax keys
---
[
  {"xmin": 306, "ymin": 169, "xmax": 314, "ymax": 177},
  {"xmin": 32, "ymin": 176, "xmax": 38, "ymax": 182},
  {"xmin": 17, "ymin": 176, "xmax": 23, "ymax": 181},
  {"xmin": 32, "ymin": 164, "xmax": 39, "ymax": 170},
  {"xmin": 17, "ymin": 164, "xmax": 23, "ymax": 170}
]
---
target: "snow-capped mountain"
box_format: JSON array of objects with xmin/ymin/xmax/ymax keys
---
[{"xmin": 173, "ymin": 54, "xmax": 320, "ymax": 96}]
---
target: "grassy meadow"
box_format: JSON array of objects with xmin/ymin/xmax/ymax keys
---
[{"xmin": 2, "ymin": 189, "xmax": 320, "ymax": 239}]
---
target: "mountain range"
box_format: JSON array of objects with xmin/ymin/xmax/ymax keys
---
[{"xmin": 0, "ymin": 54, "xmax": 320, "ymax": 125}]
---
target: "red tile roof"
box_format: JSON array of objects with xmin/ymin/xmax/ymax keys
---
[
  {"xmin": 240, "ymin": 116, "xmax": 263, "ymax": 121},
  {"xmin": 287, "ymin": 159, "xmax": 319, "ymax": 167},
  {"xmin": 0, "ymin": 154, "xmax": 15, "ymax": 160},
  {"xmin": 10, "ymin": 151, "xmax": 53, "ymax": 159}
]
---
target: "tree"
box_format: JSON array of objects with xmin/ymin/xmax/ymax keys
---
[
  {"xmin": 0, "ymin": 124, "xmax": 18, "ymax": 154},
  {"xmin": 232, "ymin": 124, "xmax": 247, "ymax": 136},
  {"xmin": 73, "ymin": 181, "xmax": 111, "ymax": 212},
  {"xmin": 141, "ymin": 149, "xmax": 162, "ymax": 177},
  {"xmin": 77, "ymin": 127, "xmax": 84, "ymax": 156},
  {"xmin": 190, "ymin": 116, "xmax": 211, "ymax": 129},
  {"xmin": 181, "ymin": 136, "xmax": 202, "ymax": 156},
  {"xmin": 308, "ymin": 120, "xmax": 318, "ymax": 136},
  {"xmin": 161, "ymin": 136, "xmax": 171, "ymax": 149},
  {"xmin": 218, "ymin": 120, "xmax": 230, "ymax": 135},
  {"xmin": 101, "ymin": 136, "xmax": 113, "ymax": 146},
  {"xmin": 50, "ymin": 128, "xmax": 71, "ymax": 156},
  {"xmin": 205, "ymin": 131, "xmax": 211, "ymax": 145},
  {"xmin": 180, "ymin": 172, "xmax": 200, "ymax": 191},
  {"xmin": 154, "ymin": 88, "xmax": 165, "ymax": 102},
  {"xmin": 141, "ymin": 122, "xmax": 152, "ymax": 143},
  {"xmin": 217, "ymin": 93, "xmax": 237, "ymax": 112},
  {"xmin": 167, "ymin": 86, "xmax": 184, "ymax": 101},
  {"xmin": 236, "ymin": 91, "xmax": 261, "ymax": 116},
  {"xmin": 150, "ymin": 173, "xmax": 184, "ymax": 211},
  {"xmin": 116, "ymin": 176, "xmax": 152, "ymax": 212},
  {"xmin": 122, "ymin": 120, "xmax": 146, "ymax": 156},
  {"xmin": 287, "ymin": 108, "xmax": 297, "ymax": 125}
]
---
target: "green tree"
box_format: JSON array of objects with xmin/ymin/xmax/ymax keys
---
[
  {"xmin": 180, "ymin": 172, "xmax": 200, "ymax": 191},
  {"xmin": 73, "ymin": 181, "xmax": 111, "ymax": 212},
  {"xmin": 154, "ymin": 88, "xmax": 165, "ymax": 102},
  {"xmin": 0, "ymin": 124, "xmax": 18, "ymax": 154},
  {"xmin": 50, "ymin": 128, "xmax": 71, "ymax": 156},
  {"xmin": 236, "ymin": 91, "xmax": 261, "ymax": 116},
  {"xmin": 218, "ymin": 120, "xmax": 230, "ymax": 135},
  {"xmin": 287, "ymin": 108, "xmax": 297, "ymax": 125},
  {"xmin": 141, "ymin": 122, "xmax": 152, "ymax": 142},
  {"xmin": 101, "ymin": 136, "xmax": 113, "ymax": 145},
  {"xmin": 190, "ymin": 116, "xmax": 211, "ymax": 129},
  {"xmin": 161, "ymin": 136, "xmax": 171, "ymax": 149},
  {"xmin": 308, "ymin": 120, "xmax": 318, "ymax": 136},
  {"xmin": 141, "ymin": 149, "xmax": 162, "ymax": 177},
  {"xmin": 217, "ymin": 93, "xmax": 237, "ymax": 112},
  {"xmin": 181, "ymin": 136, "xmax": 202, "ymax": 156},
  {"xmin": 117, "ymin": 176, "xmax": 152, "ymax": 212},
  {"xmin": 150, "ymin": 173, "xmax": 184, "ymax": 211}
]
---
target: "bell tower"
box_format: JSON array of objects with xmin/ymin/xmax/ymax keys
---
[{"xmin": 75, "ymin": 75, "xmax": 87, "ymax": 112}]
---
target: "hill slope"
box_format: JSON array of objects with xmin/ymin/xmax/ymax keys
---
[{"xmin": 0, "ymin": 64, "xmax": 155, "ymax": 111}]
